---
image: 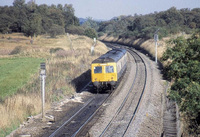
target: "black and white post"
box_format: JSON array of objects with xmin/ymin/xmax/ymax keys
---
[
  {"xmin": 40, "ymin": 62, "xmax": 46, "ymax": 119},
  {"xmin": 154, "ymin": 29, "xmax": 159, "ymax": 63}
]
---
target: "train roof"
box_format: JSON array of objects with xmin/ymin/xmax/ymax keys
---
[{"xmin": 92, "ymin": 48, "xmax": 127, "ymax": 63}]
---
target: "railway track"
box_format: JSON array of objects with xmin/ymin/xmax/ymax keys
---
[
  {"xmin": 10, "ymin": 42, "xmax": 177, "ymax": 137},
  {"xmin": 47, "ymin": 82, "xmax": 111, "ymax": 137},
  {"xmin": 75, "ymin": 46, "xmax": 148, "ymax": 136},
  {"xmin": 48, "ymin": 44, "xmax": 148, "ymax": 137},
  {"xmin": 47, "ymin": 74, "xmax": 123, "ymax": 136},
  {"xmin": 99, "ymin": 47, "xmax": 147, "ymax": 136}
]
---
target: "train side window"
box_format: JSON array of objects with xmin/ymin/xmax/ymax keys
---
[
  {"xmin": 94, "ymin": 66, "xmax": 102, "ymax": 73},
  {"xmin": 106, "ymin": 66, "xmax": 114, "ymax": 73}
]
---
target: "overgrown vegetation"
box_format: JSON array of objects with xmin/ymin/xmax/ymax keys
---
[
  {"xmin": 162, "ymin": 31, "xmax": 200, "ymax": 135},
  {"xmin": 0, "ymin": 33, "xmax": 107, "ymax": 136},
  {"xmin": 96, "ymin": 7, "xmax": 200, "ymax": 40},
  {"xmin": 84, "ymin": 28, "xmax": 97, "ymax": 39}
]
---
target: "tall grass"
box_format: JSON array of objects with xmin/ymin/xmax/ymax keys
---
[
  {"xmin": 0, "ymin": 94, "xmax": 42, "ymax": 136},
  {"xmin": 0, "ymin": 33, "xmax": 108, "ymax": 136}
]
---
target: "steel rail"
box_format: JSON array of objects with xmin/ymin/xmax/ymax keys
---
[
  {"xmin": 71, "ymin": 45, "xmax": 130, "ymax": 137},
  {"xmin": 122, "ymin": 48, "xmax": 147, "ymax": 136},
  {"xmin": 49, "ymin": 97, "xmax": 94, "ymax": 137},
  {"xmin": 49, "ymin": 81, "xmax": 94, "ymax": 137},
  {"xmin": 49, "ymin": 82, "xmax": 115, "ymax": 137},
  {"xmin": 71, "ymin": 84, "xmax": 117, "ymax": 137},
  {"xmin": 50, "ymin": 44, "xmax": 147, "ymax": 137},
  {"xmin": 94, "ymin": 44, "xmax": 148, "ymax": 137},
  {"xmin": 99, "ymin": 47, "xmax": 140, "ymax": 137}
]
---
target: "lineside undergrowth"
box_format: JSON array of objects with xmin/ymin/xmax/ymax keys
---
[{"xmin": 0, "ymin": 33, "xmax": 108, "ymax": 136}]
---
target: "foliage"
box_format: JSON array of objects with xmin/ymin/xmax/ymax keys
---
[
  {"xmin": 98, "ymin": 32, "xmax": 105, "ymax": 37},
  {"xmin": 0, "ymin": 2, "xmax": 80, "ymax": 37},
  {"xmin": 84, "ymin": 28, "xmax": 97, "ymax": 39},
  {"xmin": 162, "ymin": 31, "xmax": 200, "ymax": 135},
  {"xmin": 13, "ymin": 0, "xmax": 25, "ymax": 8},
  {"xmin": 66, "ymin": 25, "xmax": 85, "ymax": 35},
  {"xmin": 82, "ymin": 17, "xmax": 100, "ymax": 31},
  {"xmin": 97, "ymin": 7, "xmax": 200, "ymax": 39},
  {"xmin": 22, "ymin": 12, "xmax": 42, "ymax": 37},
  {"xmin": 48, "ymin": 24, "xmax": 65, "ymax": 38}
]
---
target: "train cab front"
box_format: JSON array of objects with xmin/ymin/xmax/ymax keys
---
[{"xmin": 91, "ymin": 63, "xmax": 117, "ymax": 90}]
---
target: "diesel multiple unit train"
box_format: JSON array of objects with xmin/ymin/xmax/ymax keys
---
[{"xmin": 91, "ymin": 48, "xmax": 127, "ymax": 92}]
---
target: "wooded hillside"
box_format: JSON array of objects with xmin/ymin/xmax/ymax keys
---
[
  {"xmin": 0, "ymin": 0, "xmax": 79, "ymax": 37},
  {"xmin": 96, "ymin": 7, "xmax": 200, "ymax": 39}
]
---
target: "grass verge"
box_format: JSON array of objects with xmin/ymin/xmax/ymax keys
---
[{"xmin": 0, "ymin": 57, "xmax": 43, "ymax": 100}]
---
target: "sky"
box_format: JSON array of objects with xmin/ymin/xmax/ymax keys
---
[{"xmin": 0, "ymin": 0, "xmax": 200, "ymax": 20}]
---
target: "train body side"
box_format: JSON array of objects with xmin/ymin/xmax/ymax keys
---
[
  {"xmin": 91, "ymin": 48, "xmax": 127, "ymax": 89},
  {"xmin": 116, "ymin": 50, "xmax": 127, "ymax": 80}
]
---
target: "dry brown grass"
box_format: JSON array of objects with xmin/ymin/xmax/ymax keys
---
[
  {"xmin": 0, "ymin": 33, "xmax": 108, "ymax": 135},
  {"xmin": 0, "ymin": 94, "xmax": 44, "ymax": 128},
  {"xmin": 140, "ymin": 39, "xmax": 167, "ymax": 59},
  {"xmin": 99, "ymin": 34, "xmax": 190, "ymax": 60}
]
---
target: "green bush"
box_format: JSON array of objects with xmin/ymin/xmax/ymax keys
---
[
  {"xmin": 84, "ymin": 28, "xmax": 97, "ymax": 39},
  {"xmin": 98, "ymin": 32, "xmax": 104, "ymax": 37},
  {"xmin": 162, "ymin": 31, "xmax": 200, "ymax": 135},
  {"xmin": 66, "ymin": 25, "xmax": 85, "ymax": 35}
]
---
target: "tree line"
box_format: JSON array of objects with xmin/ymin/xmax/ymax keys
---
[
  {"xmin": 0, "ymin": 0, "xmax": 84, "ymax": 38},
  {"xmin": 96, "ymin": 7, "xmax": 200, "ymax": 39}
]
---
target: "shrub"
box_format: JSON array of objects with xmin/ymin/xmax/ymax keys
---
[
  {"xmin": 84, "ymin": 28, "xmax": 97, "ymax": 39},
  {"xmin": 65, "ymin": 25, "xmax": 85, "ymax": 35},
  {"xmin": 56, "ymin": 50, "xmax": 73, "ymax": 57},
  {"xmin": 98, "ymin": 32, "xmax": 104, "ymax": 37},
  {"xmin": 48, "ymin": 24, "xmax": 65, "ymax": 38},
  {"xmin": 162, "ymin": 31, "xmax": 200, "ymax": 135},
  {"xmin": 49, "ymin": 47, "xmax": 64, "ymax": 54},
  {"xmin": 10, "ymin": 46, "xmax": 22, "ymax": 55}
]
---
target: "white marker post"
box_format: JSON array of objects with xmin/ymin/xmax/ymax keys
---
[
  {"xmin": 154, "ymin": 29, "xmax": 159, "ymax": 63},
  {"xmin": 40, "ymin": 63, "xmax": 46, "ymax": 119},
  {"xmin": 91, "ymin": 38, "xmax": 96, "ymax": 55},
  {"xmin": 94, "ymin": 38, "xmax": 96, "ymax": 43}
]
